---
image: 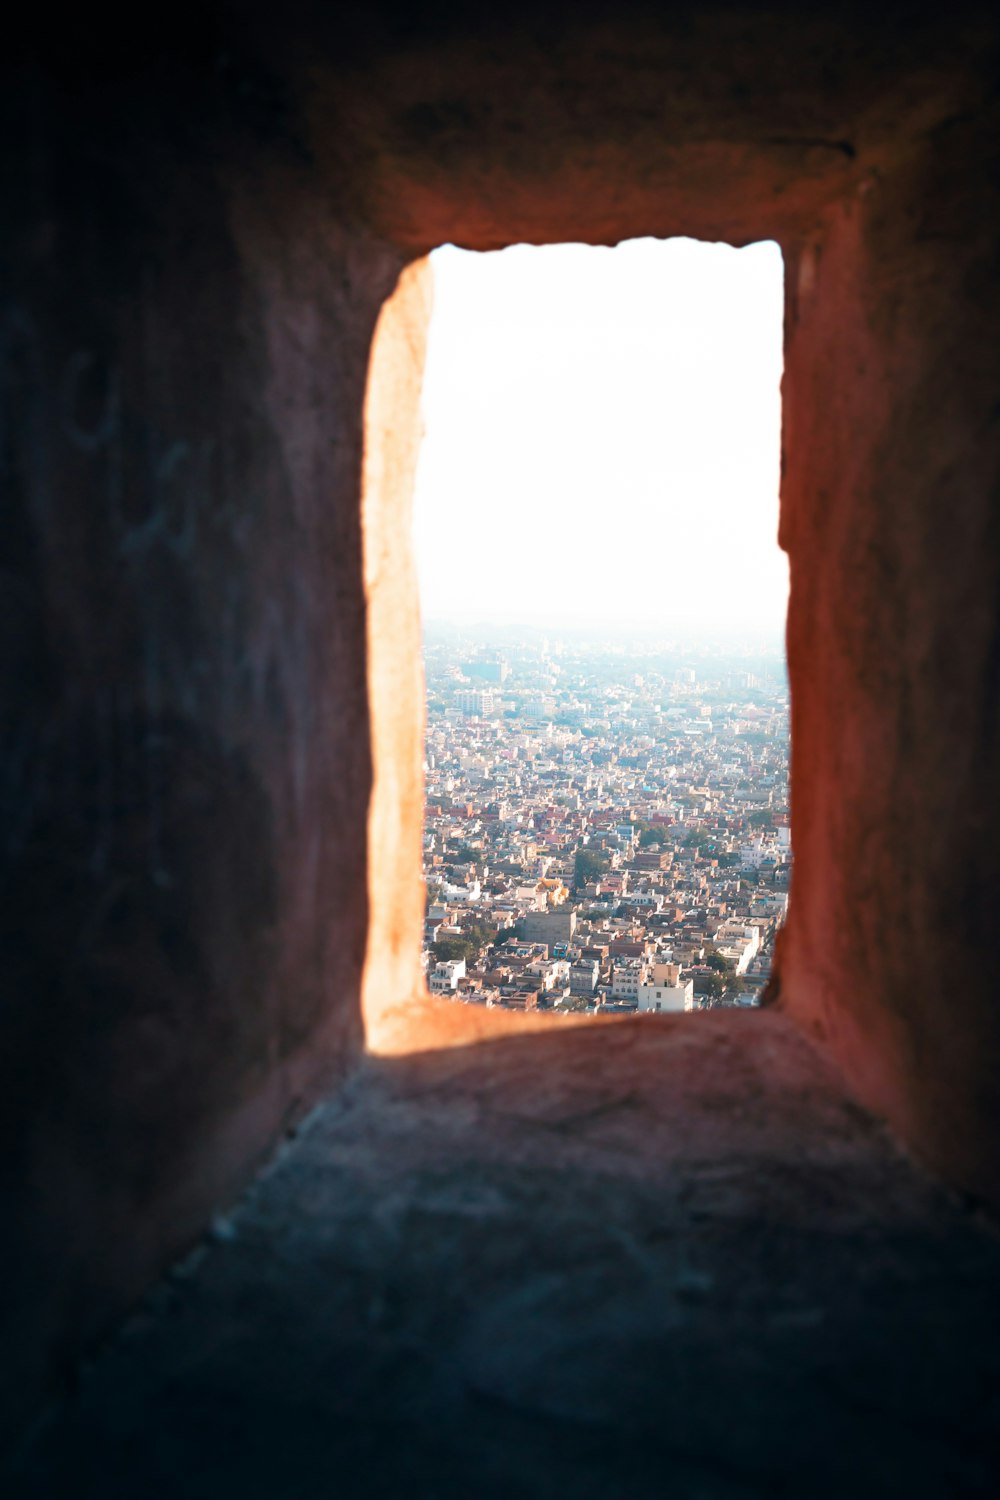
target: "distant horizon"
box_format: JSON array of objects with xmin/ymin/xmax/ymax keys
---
[
  {"xmin": 413, "ymin": 237, "xmax": 788, "ymax": 637},
  {"xmin": 421, "ymin": 614, "xmax": 787, "ymax": 653}
]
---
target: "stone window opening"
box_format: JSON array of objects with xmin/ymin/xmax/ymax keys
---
[{"xmin": 362, "ymin": 238, "xmax": 788, "ymax": 1052}]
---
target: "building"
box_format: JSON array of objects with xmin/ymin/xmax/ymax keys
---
[
  {"xmin": 636, "ymin": 976, "xmax": 694, "ymax": 1013},
  {"xmin": 455, "ymin": 689, "xmax": 497, "ymax": 716},
  {"xmin": 520, "ymin": 908, "xmax": 578, "ymax": 945},
  {"xmin": 513, "ymin": 883, "xmax": 548, "ymax": 912},
  {"xmin": 611, "ymin": 959, "xmax": 649, "ymax": 1001},
  {"xmin": 570, "ymin": 960, "xmax": 599, "ymax": 995},
  {"xmin": 714, "ymin": 922, "xmax": 762, "ymax": 975},
  {"xmin": 428, "ymin": 958, "xmax": 466, "ymax": 995},
  {"xmin": 526, "ymin": 958, "xmax": 571, "ymax": 991},
  {"xmin": 631, "ymin": 850, "xmax": 672, "ymax": 871}
]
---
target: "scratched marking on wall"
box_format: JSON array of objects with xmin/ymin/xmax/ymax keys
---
[{"xmin": 0, "ymin": 296, "xmax": 341, "ymax": 886}]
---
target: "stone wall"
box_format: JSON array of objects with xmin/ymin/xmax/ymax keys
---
[
  {"xmin": 0, "ymin": 55, "xmax": 403, "ymax": 1436},
  {"xmin": 779, "ymin": 110, "xmax": 1000, "ymax": 1201},
  {"xmin": 3, "ymin": 0, "xmax": 1000, "ymax": 1442}
]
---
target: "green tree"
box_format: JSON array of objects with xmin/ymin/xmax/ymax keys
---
[
  {"xmin": 460, "ymin": 921, "xmax": 497, "ymax": 953},
  {"xmin": 447, "ymin": 841, "xmax": 477, "ymax": 864},
  {"xmin": 431, "ymin": 938, "xmax": 469, "ymax": 965},
  {"xmin": 574, "ymin": 848, "xmax": 609, "ymax": 887},
  {"xmin": 694, "ymin": 972, "xmax": 726, "ymax": 998}
]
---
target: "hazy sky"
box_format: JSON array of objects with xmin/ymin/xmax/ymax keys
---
[{"xmin": 412, "ymin": 237, "xmax": 787, "ymax": 638}]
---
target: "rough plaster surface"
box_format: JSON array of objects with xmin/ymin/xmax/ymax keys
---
[
  {"xmin": 777, "ymin": 121, "xmax": 1000, "ymax": 1202},
  {"xmin": 10, "ymin": 1015, "xmax": 1000, "ymax": 1498},
  {"xmin": 361, "ymin": 258, "xmax": 433, "ymax": 1030},
  {"xmin": 0, "ymin": 63, "xmax": 404, "ymax": 1437}
]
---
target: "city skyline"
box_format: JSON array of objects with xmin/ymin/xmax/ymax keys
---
[
  {"xmin": 413, "ymin": 236, "xmax": 787, "ymax": 637},
  {"xmin": 422, "ymin": 632, "xmax": 789, "ymax": 1015}
]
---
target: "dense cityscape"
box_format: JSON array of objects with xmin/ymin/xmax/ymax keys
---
[{"xmin": 422, "ymin": 625, "xmax": 790, "ymax": 1015}]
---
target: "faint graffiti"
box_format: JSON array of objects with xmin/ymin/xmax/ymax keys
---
[{"xmin": 1, "ymin": 301, "xmax": 330, "ymax": 885}]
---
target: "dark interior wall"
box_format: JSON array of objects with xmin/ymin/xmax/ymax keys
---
[
  {"xmin": 3, "ymin": 0, "xmax": 1000, "ymax": 1445},
  {"xmin": 0, "ymin": 55, "xmax": 404, "ymax": 1436}
]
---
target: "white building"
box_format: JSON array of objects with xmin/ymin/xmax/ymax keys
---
[
  {"xmin": 441, "ymin": 879, "xmax": 481, "ymax": 903},
  {"xmin": 455, "ymin": 689, "xmax": 496, "ymax": 716},
  {"xmin": 526, "ymin": 958, "xmax": 571, "ymax": 992},
  {"xmin": 713, "ymin": 922, "xmax": 762, "ymax": 975},
  {"xmin": 428, "ymin": 958, "xmax": 466, "ymax": 995},
  {"xmin": 741, "ymin": 838, "xmax": 768, "ymax": 869},
  {"xmin": 513, "ymin": 884, "xmax": 548, "ymax": 912},
  {"xmin": 636, "ymin": 976, "xmax": 695, "ymax": 1013}
]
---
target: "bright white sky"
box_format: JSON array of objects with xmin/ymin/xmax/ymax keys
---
[{"xmin": 413, "ymin": 237, "xmax": 787, "ymax": 638}]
